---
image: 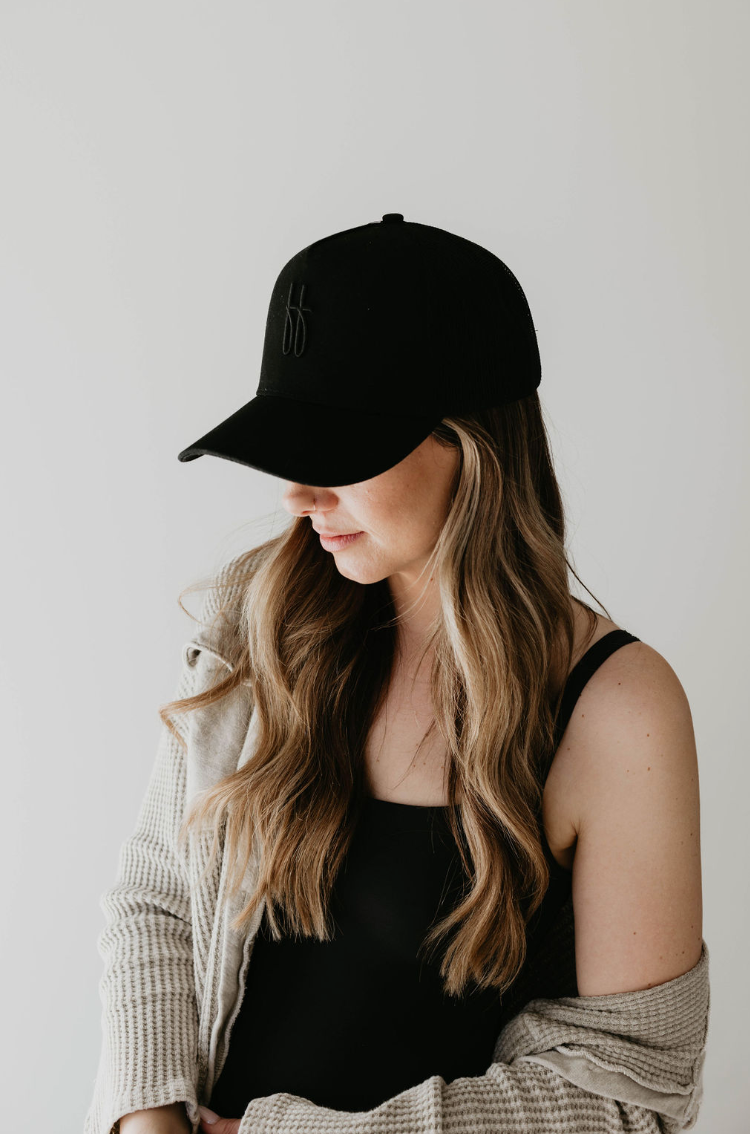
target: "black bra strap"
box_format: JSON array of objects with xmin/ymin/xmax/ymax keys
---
[{"xmin": 552, "ymin": 629, "xmax": 641, "ymax": 750}]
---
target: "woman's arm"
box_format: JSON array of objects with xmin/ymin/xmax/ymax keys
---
[
  {"xmin": 558, "ymin": 641, "xmax": 703, "ymax": 996},
  {"xmin": 84, "ymin": 564, "xmax": 239, "ymax": 1134},
  {"xmin": 84, "ymin": 640, "xmax": 203, "ymax": 1134},
  {"xmin": 119, "ymin": 1102, "xmax": 192, "ymax": 1133}
]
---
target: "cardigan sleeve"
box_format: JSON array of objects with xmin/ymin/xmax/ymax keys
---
[
  {"xmin": 83, "ymin": 568, "xmax": 234, "ymax": 1134},
  {"xmin": 237, "ymin": 940, "xmax": 710, "ymax": 1134}
]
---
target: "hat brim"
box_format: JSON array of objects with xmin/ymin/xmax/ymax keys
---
[{"xmin": 177, "ymin": 393, "xmax": 448, "ymax": 487}]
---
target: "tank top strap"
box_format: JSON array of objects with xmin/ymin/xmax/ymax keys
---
[{"xmin": 552, "ymin": 629, "xmax": 641, "ymax": 750}]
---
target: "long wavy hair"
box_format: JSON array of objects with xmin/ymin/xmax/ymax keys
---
[{"xmin": 163, "ymin": 393, "xmax": 610, "ymax": 999}]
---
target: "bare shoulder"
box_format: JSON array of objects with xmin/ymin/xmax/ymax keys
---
[
  {"xmin": 575, "ymin": 635, "xmax": 693, "ymax": 743},
  {"xmin": 543, "ymin": 618, "xmax": 698, "ymax": 868},
  {"xmin": 582, "ymin": 635, "xmax": 689, "ymax": 713}
]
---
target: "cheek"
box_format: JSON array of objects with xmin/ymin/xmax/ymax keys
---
[
  {"xmin": 380, "ymin": 518, "xmax": 434, "ymax": 560},
  {"xmin": 357, "ymin": 473, "xmax": 443, "ymax": 546}
]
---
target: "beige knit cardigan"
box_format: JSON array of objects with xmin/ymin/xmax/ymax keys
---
[{"xmin": 84, "ymin": 558, "xmax": 710, "ymax": 1134}]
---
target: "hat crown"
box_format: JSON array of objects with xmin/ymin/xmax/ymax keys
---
[{"xmin": 257, "ymin": 214, "xmax": 540, "ymax": 417}]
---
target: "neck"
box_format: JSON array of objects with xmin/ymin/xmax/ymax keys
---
[{"xmin": 388, "ymin": 571, "xmax": 441, "ymax": 677}]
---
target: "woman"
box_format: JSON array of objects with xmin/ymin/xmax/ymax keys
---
[{"xmin": 86, "ymin": 214, "xmax": 708, "ymax": 1134}]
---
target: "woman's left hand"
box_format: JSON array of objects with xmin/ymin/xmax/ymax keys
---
[{"xmin": 198, "ymin": 1105, "xmax": 241, "ymax": 1132}]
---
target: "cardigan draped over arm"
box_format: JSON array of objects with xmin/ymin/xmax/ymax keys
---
[{"xmin": 236, "ymin": 935, "xmax": 709, "ymax": 1134}]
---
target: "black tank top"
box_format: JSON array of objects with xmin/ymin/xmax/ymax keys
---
[{"xmin": 209, "ymin": 628, "xmax": 640, "ymax": 1115}]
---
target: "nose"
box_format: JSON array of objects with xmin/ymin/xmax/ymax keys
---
[{"xmin": 281, "ymin": 483, "xmax": 324, "ymax": 517}]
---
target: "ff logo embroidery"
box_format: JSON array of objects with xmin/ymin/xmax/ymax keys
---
[{"xmin": 283, "ymin": 281, "xmax": 312, "ymax": 357}]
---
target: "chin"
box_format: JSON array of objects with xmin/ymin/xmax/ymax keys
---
[{"xmin": 332, "ymin": 560, "xmax": 387, "ymax": 586}]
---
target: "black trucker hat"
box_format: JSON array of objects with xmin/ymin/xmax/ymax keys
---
[{"xmin": 177, "ymin": 212, "xmax": 541, "ymax": 487}]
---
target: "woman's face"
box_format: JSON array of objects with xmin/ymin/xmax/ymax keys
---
[{"xmin": 281, "ymin": 434, "xmax": 460, "ymax": 588}]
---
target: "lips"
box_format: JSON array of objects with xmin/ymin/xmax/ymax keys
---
[
  {"xmin": 314, "ymin": 529, "xmax": 359, "ymax": 537},
  {"xmin": 318, "ymin": 530, "xmax": 363, "ymax": 549}
]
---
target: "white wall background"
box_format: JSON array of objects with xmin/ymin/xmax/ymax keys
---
[{"xmin": 1, "ymin": 1, "xmax": 746, "ymax": 1129}]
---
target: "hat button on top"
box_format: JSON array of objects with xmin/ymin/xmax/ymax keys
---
[{"xmin": 381, "ymin": 213, "xmax": 404, "ymax": 223}]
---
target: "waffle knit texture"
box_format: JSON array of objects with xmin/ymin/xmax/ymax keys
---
[{"xmin": 84, "ymin": 556, "xmax": 710, "ymax": 1134}]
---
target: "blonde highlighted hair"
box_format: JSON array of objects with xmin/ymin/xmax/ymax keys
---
[{"xmin": 164, "ymin": 394, "xmax": 608, "ymax": 998}]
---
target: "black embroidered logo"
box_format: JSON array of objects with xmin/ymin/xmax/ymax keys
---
[{"xmin": 283, "ymin": 281, "xmax": 312, "ymax": 356}]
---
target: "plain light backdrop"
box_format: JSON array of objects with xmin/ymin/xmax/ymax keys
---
[{"xmin": 1, "ymin": 1, "xmax": 747, "ymax": 1129}]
